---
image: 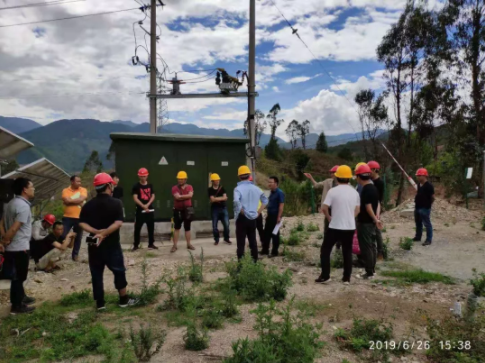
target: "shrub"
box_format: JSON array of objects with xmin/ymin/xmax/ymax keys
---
[
  {"xmin": 282, "ymin": 247, "xmax": 305, "ymax": 262},
  {"xmin": 220, "ymin": 288, "xmax": 239, "ymax": 318},
  {"xmin": 184, "ymin": 323, "xmax": 210, "ymax": 351},
  {"xmin": 158, "ymin": 268, "xmax": 190, "ymax": 311},
  {"xmin": 137, "ymin": 259, "xmax": 163, "ymax": 306},
  {"xmin": 226, "ymin": 255, "xmax": 293, "ymax": 302},
  {"xmin": 129, "ymin": 324, "xmax": 166, "ymax": 362},
  {"xmin": 470, "ymin": 268, "xmax": 485, "ymax": 297},
  {"xmin": 399, "ymin": 237, "xmax": 413, "ymax": 251},
  {"xmin": 382, "ymin": 237, "xmax": 390, "ymax": 260},
  {"xmin": 296, "ymin": 219, "xmax": 305, "ymax": 232},
  {"xmin": 188, "ymin": 248, "xmax": 204, "ymax": 283},
  {"xmin": 60, "ymin": 289, "xmax": 91, "ymax": 307},
  {"xmin": 307, "ymin": 222, "xmax": 319, "ymax": 232},
  {"xmin": 280, "ymin": 178, "xmax": 312, "ymax": 216},
  {"xmin": 285, "ymin": 231, "xmax": 302, "ymax": 246},
  {"xmin": 202, "ymin": 307, "xmax": 225, "ymax": 330},
  {"xmin": 335, "ymin": 318, "xmax": 393, "ymax": 353}
]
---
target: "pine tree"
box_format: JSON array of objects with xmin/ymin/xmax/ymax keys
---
[{"xmin": 316, "ymin": 132, "xmax": 328, "ymax": 153}]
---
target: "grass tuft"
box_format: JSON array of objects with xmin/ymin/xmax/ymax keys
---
[
  {"xmin": 381, "ymin": 269, "xmax": 454, "ymax": 285},
  {"xmin": 399, "ymin": 237, "xmax": 413, "ymax": 251}
]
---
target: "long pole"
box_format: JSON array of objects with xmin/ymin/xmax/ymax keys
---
[
  {"xmin": 483, "ymin": 150, "xmax": 485, "ymax": 210},
  {"xmin": 248, "ymin": 0, "xmax": 256, "ymax": 181},
  {"xmin": 149, "ymin": 0, "xmax": 157, "ymax": 134}
]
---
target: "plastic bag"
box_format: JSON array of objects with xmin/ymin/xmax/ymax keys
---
[{"xmin": 352, "ymin": 231, "xmax": 360, "ymax": 255}]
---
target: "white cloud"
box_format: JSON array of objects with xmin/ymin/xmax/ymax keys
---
[
  {"xmin": 203, "ymin": 110, "xmax": 247, "ymax": 121},
  {"xmin": 272, "ymin": 86, "xmax": 281, "ymax": 93},
  {"xmin": 285, "ymin": 76, "xmax": 312, "ymax": 84}
]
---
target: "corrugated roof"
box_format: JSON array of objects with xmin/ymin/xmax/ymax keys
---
[
  {"xmin": 1, "ymin": 158, "xmax": 70, "ymax": 203},
  {"xmin": 0, "ymin": 126, "xmax": 34, "ymax": 159},
  {"xmin": 110, "ymin": 132, "xmax": 249, "ymax": 144}
]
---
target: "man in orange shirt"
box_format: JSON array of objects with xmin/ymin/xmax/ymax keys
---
[{"xmin": 62, "ymin": 175, "xmax": 88, "ymax": 261}]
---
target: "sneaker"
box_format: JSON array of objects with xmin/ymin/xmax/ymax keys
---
[
  {"xmin": 148, "ymin": 245, "xmax": 159, "ymax": 250},
  {"xmin": 96, "ymin": 300, "xmax": 106, "ymax": 311},
  {"xmin": 72, "ymin": 255, "xmax": 79, "ymax": 262},
  {"xmin": 315, "ymin": 276, "xmax": 331, "ymax": 284},
  {"xmin": 10, "ymin": 304, "xmax": 35, "ymax": 315},
  {"xmin": 23, "ymin": 296, "xmax": 36, "ymax": 305},
  {"xmin": 362, "ymin": 274, "xmax": 374, "ymax": 280},
  {"xmin": 119, "ymin": 296, "xmax": 139, "ymax": 308},
  {"xmin": 342, "ymin": 281, "xmax": 350, "ymax": 286},
  {"xmin": 422, "ymin": 241, "xmax": 432, "ymax": 246},
  {"xmin": 224, "ymin": 239, "xmax": 232, "ymax": 245},
  {"xmin": 131, "ymin": 245, "xmax": 140, "ymax": 252}
]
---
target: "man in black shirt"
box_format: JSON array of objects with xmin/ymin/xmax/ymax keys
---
[
  {"xmin": 132, "ymin": 168, "xmax": 157, "ymax": 251},
  {"xmin": 413, "ymin": 168, "xmax": 434, "ymax": 246},
  {"xmin": 355, "ymin": 164, "xmax": 383, "ymax": 280},
  {"xmin": 110, "ymin": 172, "xmax": 123, "ymax": 200},
  {"xmin": 208, "ymin": 173, "xmax": 231, "ymax": 245},
  {"xmin": 34, "ymin": 222, "xmax": 75, "ymax": 272},
  {"xmin": 79, "ymin": 173, "xmax": 138, "ymax": 310},
  {"xmin": 368, "ymin": 161, "xmax": 385, "ymax": 260}
]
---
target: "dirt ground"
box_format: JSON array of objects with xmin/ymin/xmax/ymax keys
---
[{"xmin": 1, "ymin": 198, "xmax": 484, "ymax": 363}]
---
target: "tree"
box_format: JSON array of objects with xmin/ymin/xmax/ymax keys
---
[
  {"xmin": 265, "ymin": 138, "xmax": 283, "ymax": 161},
  {"xmin": 244, "ymin": 109, "xmax": 267, "ymax": 146},
  {"xmin": 337, "ymin": 147, "xmax": 353, "ymax": 161},
  {"xmin": 298, "ymin": 120, "xmax": 311, "ymax": 149},
  {"xmin": 1, "ymin": 159, "xmax": 19, "ymax": 175},
  {"xmin": 316, "ymin": 132, "xmax": 328, "ymax": 153},
  {"xmin": 267, "ymin": 103, "xmax": 283, "ymax": 140},
  {"xmin": 83, "ymin": 150, "xmax": 103, "ymax": 173},
  {"xmin": 286, "ymin": 120, "xmax": 300, "ymax": 149}
]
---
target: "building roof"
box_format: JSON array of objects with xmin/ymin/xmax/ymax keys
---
[
  {"xmin": 1, "ymin": 158, "xmax": 70, "ymax": 203},
  {"xmin": 110, "ymin": 132, "xmax": 249, "ymax": 144},
  {"xmin": 0, "ymin": 126, "xmax": 34, "ymax": 160}
]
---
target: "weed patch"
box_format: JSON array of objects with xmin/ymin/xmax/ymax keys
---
[
  {"xmin": 316, "ymin": 233, "xmax": 323, "ymax": 240},
  {"xmin": 60, "ymin": 289, "xmax": 92, "ymax": 307},
  {"xmin": 382, "ymin": 237, "xmax": 390, "ymax": 260},
  {"xmin": 129, "ymin": 324, "xmax": 166, "ymax": 362},
  {"xmin": 470, "ymin": 268, "xmax": 485, "ymax": 297},
  {"xmin": 184, "ymin": 323, "xmax": 210, "ymax": 351},
  {"xmin": 201, "ymin": 307, "xmax": 225, "ymax": 330},
  {"xmin": 399, "ymin": 237, "xmax": 413, "ymax": 251},
  {"xmin": 285, "ymin": 230, "xmax": 302, "ymax": 246},
  {"xmin": 381, "ymin": 269, "xmax": 454, "ymax": 285},
  {"xmin": 137, "ymin": 259, "xmax": 163, "ymax": 306},
  {"xmin": 331, "ymin": 248, "xmax": 344, "ymax": 269},
  {"xmin": 282, "ymin": 246, "xmax": 305, "ymax": 262},
  {"xmin": 188, "ymin": 248, "xmax": 204, "ymax": 283},
  {"xmin": 295, "ymin": 219, "xmax": 305, "ymax": 232},
  {"xmin": 307, "ymin": 222, "xmax": 320, "ymax": 232},
  {"xmin": 158, "ymin": 267, "xmax": 191, "ymax": 311},
  {"xmin": 294, "ymin": 299, "xmax": 328, "ymax": 317}
]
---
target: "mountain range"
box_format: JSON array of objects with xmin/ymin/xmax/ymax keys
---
[{"xmin": 0, "ymin": 116, "xmax": 368, "ymax": 172}]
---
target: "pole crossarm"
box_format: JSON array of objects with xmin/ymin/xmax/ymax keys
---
[{"xmin": 148, "ymin": 92, "xmax": 259, "ymax": 99}]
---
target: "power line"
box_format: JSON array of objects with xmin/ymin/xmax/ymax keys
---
[
  {"xmin": 0, "ymin": 6, "xmax": 141, "ymax": 28},
  {"xmin": 0, "ymin": 0, "xmax": 85, "ymax": 11}
]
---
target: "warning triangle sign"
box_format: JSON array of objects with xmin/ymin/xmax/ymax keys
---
[{"xmin": 159, "ymin": 156, "xmax": 168, "ymax": 165}]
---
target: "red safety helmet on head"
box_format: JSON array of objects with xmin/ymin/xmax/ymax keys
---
[
  {"xmin": 355, "ymin": 164, "xmax": 372, "ymax": 175},
  {"xmin": 329, "ymin": 165, "xmax": 339, "ymax": 173},
  {"xmin": 43, "ymin": 214, "xmax": 56, "ymax": 226},
  {"xmin": 93, "ymin": 173, "xmax": 116, "ymax": 187},
  {"xmin": 367, "ymin": 161, "xmax": 380, "ymax": 170},
  {"xmin": 249, "ymin": 175, "xmax": 254, "ymax": 182},
  {"xmin": 416, "ymin": 168, "xmax": 428, "ymax": 176},
  {"xmin": 138, "ymin": 168, "xmax": 149, "ymax": 177}
]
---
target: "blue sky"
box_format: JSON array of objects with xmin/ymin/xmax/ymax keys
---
[{"xmin": 0, "ymin": 0, "xmax": 442, "ymax": 139}]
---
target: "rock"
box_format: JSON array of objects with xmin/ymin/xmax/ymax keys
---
[
  {"xmin": 128, "ymin": 259, "xmax": 135, "ymax": 266},
  {"xmin": 34, "ymin": 277, "xmax": 43, "ymax": 283},
  {"xmin": 61, "ymin": 278, "xmax": 69, "ymax": 282}
]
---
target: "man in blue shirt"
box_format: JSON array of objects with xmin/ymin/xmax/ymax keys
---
[
  {"xmin": 261, "ymin": 176, "xmax": 285, "ymax": 257},
  {"xmin": 234, "ymin": 166, "xmax": 268, "ymax": 262}
]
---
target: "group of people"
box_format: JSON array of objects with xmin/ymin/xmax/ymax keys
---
[{"xmin": 306, "ymin": 161, "xmax": 434, "ymax": 285}]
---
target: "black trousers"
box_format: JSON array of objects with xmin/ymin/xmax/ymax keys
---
[
  {"xmin": 3, "ymin": 251, "xmax": 30, "ymax": 308},
  {"xmin": 236, "ymin": 214, "xmax": 258, "ymax": 262},
  {"xmin": 256, "ymin": 214, "xmax": 264, "ymax": 243},
  {"xmin": 134, "ymin": 210, "xmax": 155, "ymax": 247},
  {"xmin": 320, "ymin": 229, "xmax": 354, "ymax": 281},
  {"xmin": 88, "ymin": 243, "xmax": 127, "ymax": 304},
  {"xmin": 262, "ymin": 214, "xmax": 280, "ymax": 256}
]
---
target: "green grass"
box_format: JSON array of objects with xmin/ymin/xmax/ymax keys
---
[
  {"xmin": 145, "ymin": 252, "xmax": 157, "ymax": 258},
  {"xmin": 399, "ymin": 237, "xmax": 413, "ymax": 251},
  {"xmin": 282, "ymin": 247, "xmax": 305, "ymax": 262},
  {"xmin": 381, "ymin": 269, "xmax": 454, "ymax": 285},
  {"xmin": 306, "ymin": 222, "xmax": 320, "ymax": 232},
  {"xmin": 294, "ymin": 299, "xmax": 328, "ymax": 317}
]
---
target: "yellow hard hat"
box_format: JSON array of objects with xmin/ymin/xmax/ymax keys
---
[
  {"xmin": 210, "ymin": 173, "xmax": 221, "ymax": 181},
  {"xmin": 177, "ymin": 171, "xmax": 188, "ymax": 179},
  {"xmin": 355, "ymin": 162, "xmax": 366, "ymax": 171},
  {"xmin": 335, "ymin": 165, "xmax": 352, "ymax": 179},
  {"xmin": 238, "ymin": 165, "xmax": 251, "ymax": 176}
]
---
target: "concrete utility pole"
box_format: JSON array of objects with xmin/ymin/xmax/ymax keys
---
[
  {"xmin": 248, "ymin": 0, "xmax": 256, "ymax": 181},
  {"xmin": 149, "ymin": 0, "xmax": 157, "ymax": 133}
]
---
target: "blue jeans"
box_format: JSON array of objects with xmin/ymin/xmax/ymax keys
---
[
  {"xmin": 415, "ymin": 208, "xmax": 433, "ymax": 242},
  {"xmin": 212, "ymin": 208, "xmax": 230, "ymax": 243},
  {"xmin": 62, "ymin": 217, "xmax": 83, "ymax": 259}
]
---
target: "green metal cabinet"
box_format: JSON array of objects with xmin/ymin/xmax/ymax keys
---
[{"xmin": 110, "ymin": 133, "xmax": 247, "ymax": 222}]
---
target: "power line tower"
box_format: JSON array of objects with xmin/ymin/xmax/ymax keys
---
[{"xmin": 157, "ymin": 73, "xmax": 169, "ymax": 130}]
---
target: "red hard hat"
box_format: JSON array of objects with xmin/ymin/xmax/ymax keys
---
[
  {"xmin": 355, "ymin": 164, "xmax": 372, "ymax": 175},
  {"xmin": 249, "ymin": 175, "xmax": 254, "ymax": 182},
  {"xmin": 416, "ymin": 168, "xmax": 428, "ymax": 176},
  {"xmin": 367, "ymin": 161, "xmax": 380, "ymax": 170},
  {"xmin": 329, "ymin": 165, "xmax": 339, "ymax": 173},
  {"xmin": 138, "ymin": 168, "xmax": 149, "ymax": 176},
  {"xmin": 43, "ymin": 214, "xmax": 56, "ymax": 225},
  {"xmin": 93, "ymin": 173, "xmax": 116, "ymax": 186}
]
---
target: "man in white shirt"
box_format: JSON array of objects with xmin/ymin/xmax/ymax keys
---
[{"xmin": 316, "ymin": 166, "xmax": 360, "ymax": 285}]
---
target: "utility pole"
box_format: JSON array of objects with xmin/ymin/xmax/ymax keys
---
[
  {"xmin": 248, "ymin": 0, "xmax": 256, "ymax": 181},
  {"xmin": 149, "ymin": 0, "xmax": 157, "ymax": 133}
]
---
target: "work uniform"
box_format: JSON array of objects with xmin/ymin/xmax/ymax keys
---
[
  {"xmin": 132, "ymin": 182, "xmax": 155, "ymax": 248},
  {"xmin": 234, "ymin": 181, "xmax": 268, "ymax": 261},
  {"xmin": 372, "ymin": 177, "xmax": 385, "ymax": 255},
  {"xmin": 414, "ymin": 181, "xmax": 434, "ymax": 243},
  {"xmin": 255, "ymin": 186, "xmax": 264, "ymax": 243},
  {"xmin": 172, "ymin": 184, "xmax": 194, "ymax": 231},
  {"xmin": 2, "ymin": 196, "xmax": 32, "ymax": 309},
  {"xmin": 79, "ymin": 194, "xmax": 127, "ymax": 306},
  {"xmin": 208, "ymin": 186, "xmax": 230, "ymax": 243},
  {"xmin": 262, "ymin": 188, "xmax": 285, "ymax": 256},
  {"xmin": 62, "ymin": 186, "xmax": 87, "ymax": 260},
  {"xmin": 320, "ymin": 185, "xmax": 360, "ymax": 282},
  {"xmin": 357, "ymin": 183, "xmax": 380, "ymax": 277}
]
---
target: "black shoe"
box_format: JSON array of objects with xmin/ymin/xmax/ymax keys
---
[
  {"xmin": 132, "ymin": 245, "xmax": 140, "ymax": 252},
  {"xmin": 259, "ymin": 250, "xmax": 269, "ymax": 256},
  {"xmin": 315, "ymin": 275, "xmax": 331, "ymax": 284},
  {"xmin": 224, "ymin": 239, "xmax": 232, "ymax": 245},
  {"xmin": 362, "ymin": 274, "xmax": 374, "ymax": 280},
  {"xmin": 422, "ymin": 241, "xmax": 432, "ymax": 246},
  {"xmin": 97, "ymin": 300, "xmax": 106, "ymax": 311},
  {"xmin": 214, "ymin": 241, "xmax": 219, "ymax": 246},
  {"xmin": 23, "ymin": 296, "xmax": 36, "ymax": 305},
  {"xmin": 413, "ymin": 238, "xmax": 421, "ymax": 242},
  {"xmin": 11, "ymin": 304, "xmax": 35, "ymax": 315},
  {"xmin": 119, "ymin": 296, "xmax": 139, "ymax": 308},
  {"xmin": 148, "ymin": 245, "xmax": 159, "ymax": 250},
  {"xmin": 268, "ymin": 253, "xmax": 278, "ymax": 259}
]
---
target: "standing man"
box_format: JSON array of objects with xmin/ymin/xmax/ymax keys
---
[
  {"xmin": 304, "ymin": 165, "xmax": 339, "ymax": 234},
  {"xmin": 62, "ymin": 175, "xmax": 87, "ymax": 261},
  {"xmin": 413, "ymin": 168, "xmax": 434, "ymax": 246},
  {"xmin": 132, "ymin": 168, "xmax": 157, "ymax": 251},
  {"xmin": 79, "ymin": 173, "xmax": 138, "ymax": 310},
  {"xmin": 234, "ymin": 166, "xmax": 268, "ymax": 262},
  {"xmin": 317, "ymin": 166, "xmax": 360, "ymax": 285},
  {"xmin": 261, "ymin": 176, "xmax": 285, "ymax": 258},
  {"xmin": 368, "ymin": 161, "xmax": 385, "ymax": 260},
  {"xmin": 171, "ymin": 171, "xmax": 195, "ymax": 253},
  {"xmin": 208, "ymin": 173, "xmax": 231, "ymax": 246},
  {"xmin": 110, "ymin": 172, "xmax": 123, "ymax": 200},
  {"xmin": 249, "ymin": 175, "xmax": 265, "ymax": 245},
  {"xmin": 30, "ymin": 214, "xmax": 55, "ymax": 261},
  {"xmin": 0, "ymin": 178, "xmax": 36, "ymax": 314},
  {"xmin": 355, "ymin": 164, "xmax": 383, "ymax": 280}
]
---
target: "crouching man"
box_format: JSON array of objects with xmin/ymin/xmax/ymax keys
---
[{"xmin": 35, "ymin": 222, "xmax": 75, "ymax": 272}]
